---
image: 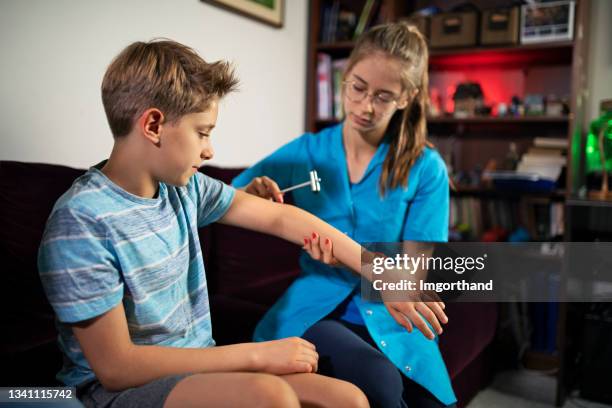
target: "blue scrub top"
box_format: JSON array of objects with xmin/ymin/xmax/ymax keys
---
[{"xmin": 232, "ymin": 123, "xmax": 455, "ymax": 405}]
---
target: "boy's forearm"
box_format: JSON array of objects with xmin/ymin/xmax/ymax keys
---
[
  {"xmin": 275, "ymin": 204, "xmax": 362, "ymax": 274},
  {"xmin": 102, "ymin": 342, "xmax": 258, "ymax": 391},
  {"xmin": 219, "ymin": 191, "xmax": 364, "ymax": 276}
]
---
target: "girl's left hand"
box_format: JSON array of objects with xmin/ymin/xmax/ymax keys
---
[{"xmin": 302, "ymin": 232, "xmax": 343, "ymax": 267}]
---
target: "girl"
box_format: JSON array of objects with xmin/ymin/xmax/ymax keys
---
[{"xmin": 233, "ymin": 22, "xmax": 456, "ymax": 408}]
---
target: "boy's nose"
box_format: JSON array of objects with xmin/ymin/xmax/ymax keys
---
[{"xmin": 201, "ymin": 147, "xmax": 214, "ymax": 160}]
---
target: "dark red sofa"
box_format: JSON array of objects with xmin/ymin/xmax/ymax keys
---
[{"xmin": 0, "ymin": 161, "xmax": 498, "ymax": 406}]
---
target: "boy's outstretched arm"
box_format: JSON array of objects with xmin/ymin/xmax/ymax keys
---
[
  {"xmin": 72, "ymin": 302, "xmax": 318, "ymax": 391},
  {"xmin": 218, "ymin": 190, "xmax": 362, "ymax": 273},
  {"xmin": 220, "ymin": 190, "xmax": 448, "ymax": 340}
]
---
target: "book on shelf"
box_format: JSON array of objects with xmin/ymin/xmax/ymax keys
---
[
  {"xmin": 317, "ymin": 54, "xmax": 347, "ymax": 122},
  {"xmin": 316, "ymin": 53, "xmax": 333, "ymax": 120},
  {"xmin": 550, "ymin": 202, "xmax": 564, "ymax": 237},
  {"xmin": 521, "ymin": 154, "xmax": 567, "ymax": 166},
  {"xmin": 320, "ymin": 0, "xmax": 340, "ymax": 43},
  {"xmin": 516, "ymin": 138, "xmax": 568, "ymax": 182},
  {"xmin": 332, "ymin": 59, "xmax": 347, "ymax": 120},
  {"xmin": 353, "ymin": 0, "xmax": 377, "ymax": 39},
  {"xmin": 450, "ymin": 196, "xmax": 564, "ymax": 241},
  {"xmin": 533, "ymin": 137, "xmax": 567, "ymax": 149},
  {"xmin": 527, "ymin": 147, "xmax": 565, "ymax": 156},
  {"xmin": 319, "ymin": 0, "xmax": 379, "ymax": 43},
  {"xmin": 515, "ymin": 164, "xmax": 563, "ymax": 182}
]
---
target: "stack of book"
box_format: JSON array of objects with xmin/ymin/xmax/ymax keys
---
[
  {"xmin": 516, "ymin": 137, "xmax": 567, "ymax": 183},
  {"xmin": 485, "ymin": 137, "xmax": 567, "ymax": 192}
]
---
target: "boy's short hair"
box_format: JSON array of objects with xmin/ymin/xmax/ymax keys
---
[{"xmin": 102, "ymin": 39, "xmax": 238, "ymax": 138}]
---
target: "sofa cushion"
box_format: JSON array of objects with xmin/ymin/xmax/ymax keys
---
[
  {"xmin": 439, "ymin": 302, "xmax": 498, "ymax": 379},
  {"xmin": 0, "ymin": 161, "xmax": 85, "ymax": 352}
]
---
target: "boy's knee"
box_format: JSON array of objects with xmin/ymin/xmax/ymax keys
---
[
  {"xmin": 245, "ymin": 374, "xmax": 299, "ymax": 408},
  {"xmin": 336, "ymin": 382, "xmax": 370, "ymax": 408}
]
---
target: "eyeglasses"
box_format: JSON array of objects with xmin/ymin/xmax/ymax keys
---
[{"xmin": 343, "ymin": 80, "xmax": 401, "ymax": 108}]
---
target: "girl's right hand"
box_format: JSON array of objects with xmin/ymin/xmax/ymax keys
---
[
  {"xmin": 251, "ymin": 337, "xmax": 318, "ymax": 375},
  {"xmin": 302, "ymin": 232, "xmax": 344, "ymax": 267},
  {"xmin": 244, "ymin": 176, "xmax": 284, "ymax": 203}
]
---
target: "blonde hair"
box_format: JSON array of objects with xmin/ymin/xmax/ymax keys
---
[
  {"xmin": 344, "ymin": 22, "xmax": 429, "ymax": 195},
  {"xmin": 102, "ymin": 39, "xmax": 238, "ymax": 138}
]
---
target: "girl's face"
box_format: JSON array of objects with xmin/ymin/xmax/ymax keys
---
[{"xmin": 343, "ymin": 52, "xmax": 409, "ymax": 134}]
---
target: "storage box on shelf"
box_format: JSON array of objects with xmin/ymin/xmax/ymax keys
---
[{"xmin": 430, "ymin": 11, "xmax": 479, "ymax": 48}]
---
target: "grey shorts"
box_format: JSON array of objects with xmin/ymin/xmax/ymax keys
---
[{"xmin": 77, "ymin": 374, "xmax": 189, "ymax": 408}]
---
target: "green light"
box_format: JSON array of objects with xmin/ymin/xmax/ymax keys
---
[{"xmin": 585, "ymin": 111, "xmax": 612, "ymax": 174}]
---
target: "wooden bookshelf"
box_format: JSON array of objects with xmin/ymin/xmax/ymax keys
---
[
  {"xmin": 428, "ymin": 116, "xmax": 570, "ymax": 124},
  {"xmin": 306, "ymin": 1, "xmax": 593, "ymax": 405},
  {"xmin": 317, "ymin": 116, "xmax": 569, "ymax": 126},
  {"xmin": 318, "ymin": 39, "xmax": 574, "ymax": 53},
  {"xmin": 430, "ymin": 40, "xmax": 574, "ymax": 55},
  {"xmin": 306, "ymin": 0, "xmax": 590, "ymax": 197},
  {"xmin": 317, "ymin": 40, "xmax": 574, "ymax": 68},
  {"xmin": 317, "ymin": 41, "xmax": 355, "ymax": 52},
  {"xmin": 452, "ymin": 186, "xmax": 567, "ymax": 201},
  {"xmin": 429, "ymin": 41, "xmax": 574, "ymax": 69},
  {"xmin": 566, "ymin": 197, "xmax": 612, "ymax": 208}
]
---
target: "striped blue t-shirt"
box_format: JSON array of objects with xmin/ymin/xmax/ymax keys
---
[{"xmin": 38, "ymin": 162, "xmax": 235, "ymax": 386}]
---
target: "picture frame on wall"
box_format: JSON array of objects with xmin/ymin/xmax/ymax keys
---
[
  {"xmin": 203, "ymin": 0, "xmax": 284, "ymax": 28},
  {"xmin": 520, "ymin": 0, "xmax": 575, "ymax": 44}
]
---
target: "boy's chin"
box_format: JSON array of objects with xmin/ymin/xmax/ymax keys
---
[
  {"xmin": 163, "ymin": 174, "xmax": 192, "ymax": 187},
  {"xmin": 177, "ymin": 176, "xmax": 192, "ymax": 186}
]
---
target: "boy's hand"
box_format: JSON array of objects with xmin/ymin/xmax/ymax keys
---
[
  {"xmin": 302, "ymin": 232, "xmax": 343, "ymax": 267},
  {"xmin": 244, "ymin": 176, "xmax": 284, "ymax": 203},
  {"xmin": 251, "ymin": 337, "xmax": 318, "ymax": 375}
]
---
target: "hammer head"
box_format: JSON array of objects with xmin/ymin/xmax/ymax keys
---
[{"xmin": 309, "ymin": 170, "xmax": 321, "ymax": 192}]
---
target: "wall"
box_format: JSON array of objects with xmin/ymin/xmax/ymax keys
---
[
  {"xmin": 586, "ymin": 0, "xmax": 612, "ymax": 121},
  {"xmin": 0, "ymin": 0, "xmax": 307, "ymax": 168}
]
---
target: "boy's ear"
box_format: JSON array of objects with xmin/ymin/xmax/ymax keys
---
[{"xmin": 139, "ymin": 108, "xmax": 164, "ymax": 147}]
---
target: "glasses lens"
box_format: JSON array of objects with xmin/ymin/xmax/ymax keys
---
[
  {"xmin": 345, "ymin": 81, "xmax": 398, "ymax": 107},
  {"xmin": 346, "ymin": 82, "xmax": 365, "ymax": 102},
  {"xmin": 375, "ymin": 93, "xmax": 395, "ymax": 104}
]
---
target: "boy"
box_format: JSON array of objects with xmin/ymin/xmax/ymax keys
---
[{"xmin": 38, "ymin": 39, "xmax": 370, "ymax": 408}]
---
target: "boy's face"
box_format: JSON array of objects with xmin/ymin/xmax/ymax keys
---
[{"xmin": 155, "ymin": 99, "xmax": 218, "ymax": 186}]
